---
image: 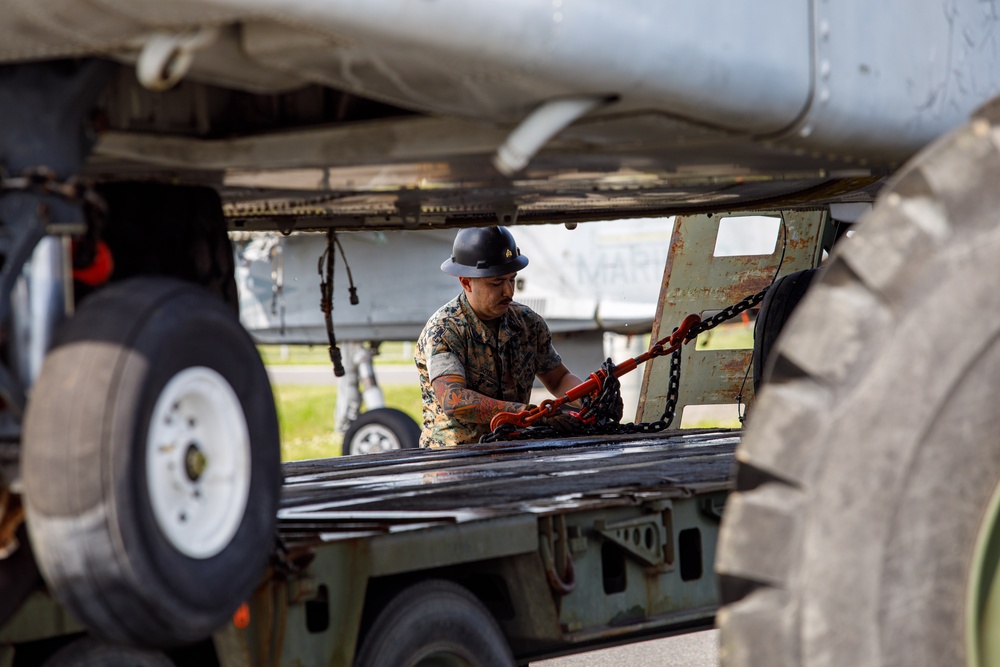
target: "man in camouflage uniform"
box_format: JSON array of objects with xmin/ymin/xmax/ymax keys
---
[{"xmin": 415, "ymin": 227, "xmax": 583, "ymax": 447}]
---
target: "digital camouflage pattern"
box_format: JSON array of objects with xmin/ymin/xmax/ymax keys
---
[{"xmin": 415, "ymin": 292, "xmax": 562, "ymax": 447}]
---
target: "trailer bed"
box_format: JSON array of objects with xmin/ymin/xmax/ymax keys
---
[{"xmin": 278, "ymin": 429, "xmax": 739, "ymax": 547}]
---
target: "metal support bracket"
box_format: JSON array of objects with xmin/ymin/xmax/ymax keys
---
[
  {"xmin": 699, "ymin": 495, "xmax": 725, "ymax": 522},
  {"xmin": 495, "ymin": 202, "xmax": 519, "ymax": 226},
  {"xmin": 595, "ymin": 514, "xmax": 671, "ymax": 567},
  {"xmin": 136, "ymin": 26, "xmax": 220, "ymax": 91}
]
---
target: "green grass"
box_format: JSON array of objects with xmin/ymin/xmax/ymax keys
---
[
  {"xmin": 273, "ymin": 383, "xmax": 423, "ymax": 462},
  {"xmin": 687, "ymin": 320, "xmax": 755, "ymax": 428},
  {"xmin": 695, "ymin": 321, "xmax": 754, "ymax": 350},
  {"xmin": 682, "ymin": 414, "xmax": 745, "ymax": 429}
]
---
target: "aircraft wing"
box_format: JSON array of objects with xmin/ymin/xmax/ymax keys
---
[
  {"xmin": 236, "ymin": 218, "xmax": 673, "ymax": 343},
  {"xmin": 2, "ymin": 1, "xmax": 1000, "ymax": 229}
]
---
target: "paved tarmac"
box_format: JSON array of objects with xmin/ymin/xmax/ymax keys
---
[{"xmin": 532, "ymin": 630, "xmax": 718, "ymax": 667}]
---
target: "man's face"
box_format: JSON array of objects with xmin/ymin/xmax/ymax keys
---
[{"xmin": 461, "ymin": 273, "xmax": 517, "ymax": 320}]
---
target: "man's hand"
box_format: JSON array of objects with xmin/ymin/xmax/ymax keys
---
[
  {"xmin": 537, "ymin": 363, "xmax": 585, "ymax": 407},
  {"xmin": 537, "ymin": 411, "xmax": 581, "ymax": 435}
]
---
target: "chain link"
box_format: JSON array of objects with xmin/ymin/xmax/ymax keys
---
[
  {"xmin": 649, "ymin": 285, "xmax": 770, "ymax": 431},
  {"xmin": 481, "ymin": 285, "xmax": 771, "ymax": 443},
  {"xmin": 651, "ymin": 344, "xmax": 684, "ymax": 430},
  {"xmin": 687, "ymin": 286, "xmax": 770, "ymax": 338}
]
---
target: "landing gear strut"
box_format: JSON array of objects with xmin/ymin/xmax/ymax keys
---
[{"xmin": 0, "ymin": 60, "xmax": 281, "ymax": 647}]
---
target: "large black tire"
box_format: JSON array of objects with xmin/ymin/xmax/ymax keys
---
[
  {"xmin": 98, "ymin": 183, "xmax": 239, "ymax": 313},
  {"xmin": 716, "ymin": 101, "xmax": 1000, "ymax": 666},
  {"xmin": 354, "ymin": 579, "xmax": 514, "ymax": 667},
  {"xmin": 343, "ymin": 407, "xmax": 420, "ymax": 455},
  {"xmin": 751, "ymin": 268, "xmax": 817, "ymax": 392},
  {"xmin": 22, "ymin": 277, "xmax": 281, "ymax": 647},
  {"xmin": 42, "ymin": 637, "xmax": 174, "ymax": 667}
]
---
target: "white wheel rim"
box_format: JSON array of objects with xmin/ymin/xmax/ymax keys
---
[
  {"xmin": 351, "ymin": 423, "xmax": 402, "ymax": 454},
  {"xmin": 146, "ymin": 367, "xmax": 251, "ymax": 559}
]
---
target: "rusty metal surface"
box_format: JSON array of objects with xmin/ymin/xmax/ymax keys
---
[
  {"xmin": 638, "ymin": 210, "xmax": 826, "ymax": 422},
  {"xmin": 278, "ymin": 430, "xmax": 738, "ymax": 548}
]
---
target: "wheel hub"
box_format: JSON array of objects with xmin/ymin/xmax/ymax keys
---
[
  {"xmin": 184, "ymin": 442, "xmax": 207, "ymax": 481},
  {"xmin": 352, "ymin": 424, "xmax": 401, "ymax": 454},
  {"xmin": 146, "ymin": 366, "xmax": 251, "ymax": 559}
]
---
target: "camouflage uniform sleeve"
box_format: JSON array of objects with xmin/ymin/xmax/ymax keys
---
[
  {"xmin": 530, "ymin": 309, "xmax": 563, "ymax": 375},
  {"xmin": 428, "ymin": 351, "xmax": 465, "ymax": 382},
  {"xmin": 425, "ymin": 316, "xmax": 470, "ymax": 382}
]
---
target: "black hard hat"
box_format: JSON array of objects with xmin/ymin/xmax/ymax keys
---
[{"xmin": 440, "ymin": 226, "xmax": 529, "ymax": 277}]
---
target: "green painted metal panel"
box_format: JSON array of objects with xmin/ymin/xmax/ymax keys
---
[
  {"xmin": 552, "ymin": 492, "xmax": 724, "ymax": 642},
  {"xmin": 367, "ymin": 514, "xmax": 539, "ymax": 576},
  {"xmin": 638, "ymin": 210, "xmax": 826, "ymax": 423}
]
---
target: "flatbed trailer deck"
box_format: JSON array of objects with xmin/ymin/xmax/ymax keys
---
[{"xmin": 218, "ymin": 430, "xmax": 737, "ymax": 666}]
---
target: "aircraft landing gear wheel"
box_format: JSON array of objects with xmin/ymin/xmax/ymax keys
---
[
  {"xmin": 716, "ymin": 99, "xmax": 1000, "ymax": 666},
  {"xmin": 343, "ymin": 407, "xmax": 420, "ymax": 455},
  {"xmin": 354, "ymin": 579, "xmax": 514, "ymax": 667},
  {"xmin": 42, "ymin": 637, "xmax": 173, "ymax": 667},
  {"xmin": 22, "ymin": 277, "xmax": 281, "ymax": 647}
]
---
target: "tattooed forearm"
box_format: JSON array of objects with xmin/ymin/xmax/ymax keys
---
[{"xmin": 432, "ymin": 374, "xmax": 524, "ymax": 423}]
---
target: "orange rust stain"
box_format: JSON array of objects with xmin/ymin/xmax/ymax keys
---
[
  {"xmin": 719, "ymin": 353, "xmax": 753, "ymax": 376},
  {"xmin": 788, "ymin": 236, "xmax": 814, "ymax": 251}
]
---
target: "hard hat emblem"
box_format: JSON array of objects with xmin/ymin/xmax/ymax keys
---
[{"xmin": 505, "ymin": 249, "xmax": 513, "ymax": 258}]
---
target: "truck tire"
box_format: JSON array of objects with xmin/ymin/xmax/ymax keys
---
[
  {"xmin": 98, "ymin": 182, "xmax": 239, "ymax": 314},
  {"xmin": 354, "ymin": 579, "xmax": 514, "ymax": 667},
  {"xmin": 344, "ymin": 407, "xmax": 420, "ymax": 455},
  {"xmin": 42, "ymin": 637, "xmax": 174, "ymax": 667},
  {"xmin": 751, "ymin": 268, "xmax": 817, "ymax": 392},
  {"xmin": 22, "ymin": 277, "xmax": 281, "ymax": 647},
  {"xmin": 716, "ymin": 100, "xmax": 1000, "ymax": 667}
]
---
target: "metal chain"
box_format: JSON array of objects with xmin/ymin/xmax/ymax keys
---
[
  {"xmin": 481, "ymin": 284, "xmax": 770, "ymax": 443},
  {"xmin": 643, "ymin": 345, "xmax": 684, "ymax": 432},
  {"xmin": 688, "ymin": 286, "xmax": 770, "ymax": 338},
  {"xmin": 649, "ymin": 284, "xmax": 770, "ymax": 430}
]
